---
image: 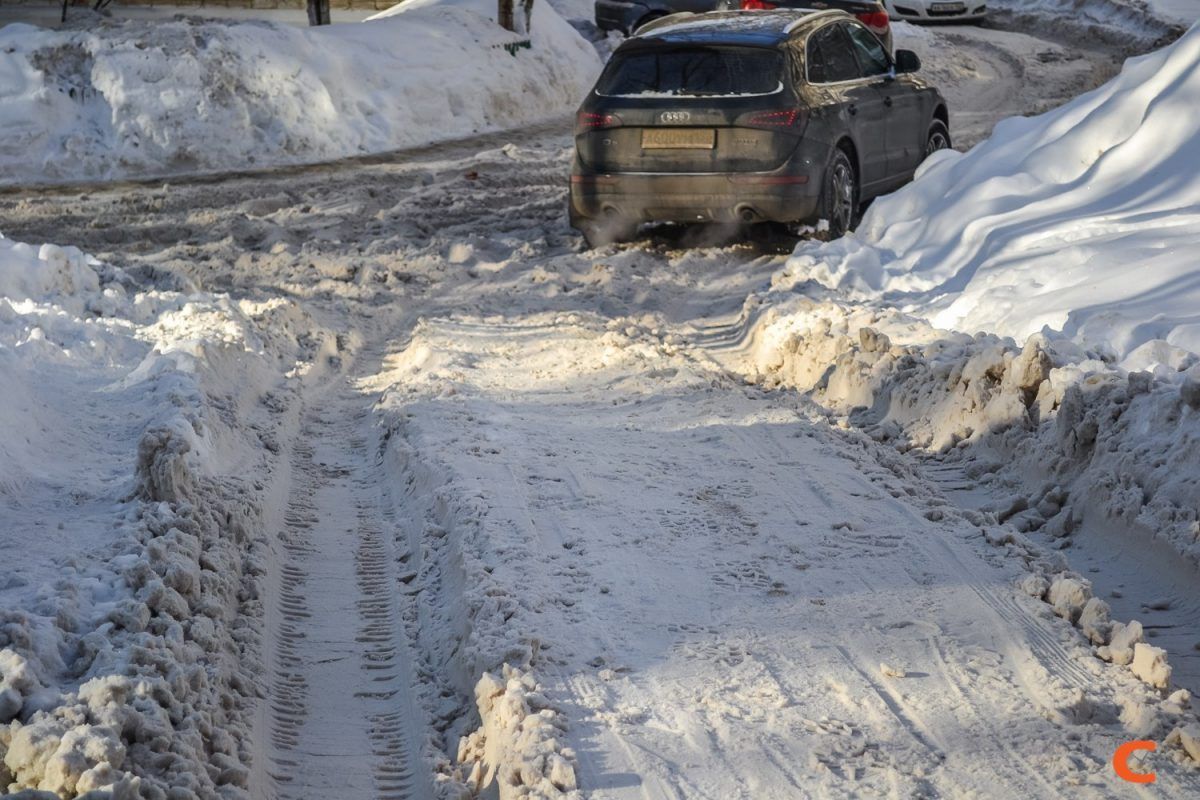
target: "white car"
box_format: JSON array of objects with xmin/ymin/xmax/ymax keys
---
[{"xmin": 884, "ymin": 0, "xmax": 987, "ymax": 23}]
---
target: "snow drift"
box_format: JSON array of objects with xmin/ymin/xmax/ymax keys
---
[
  {"xmin": 734, "ymin": 293, "xmax": 1200, "ymax": 563},
  {"xmin": 0, "ymin": 231, "xmax": 329, "ymax": 797},
  {"xmin": 732, "ymin": 24, "xmax": 1200, "ymax": 612},
  {"xmin": 785, "ymin": 22, "xmax": 1200, "ymax": 372},
  {"xmin": 987, "ymin": 0, "xmax": 1188, "ymax": 48},
  {"xmin": 0, "ymin": 0, "xmax": 601, "ymax": 185}
]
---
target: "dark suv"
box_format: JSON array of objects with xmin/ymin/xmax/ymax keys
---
[{"xmin": 569, "ymin": 10, "xmax": 949, "ymax": 247}]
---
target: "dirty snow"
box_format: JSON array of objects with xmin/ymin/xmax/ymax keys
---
[
  {"xmin": 0, "ymin": 0, "xmax": 600, "ymax": 186},
  {"xmin": 4, "ymin": 9, "xmax": 1200, "ymax": 800},
  {"xmin": 0, "ymin": 232, "xmax": 337, "ymax": 795},
  {"xmin": 989, "ymin": 0, "xmax": 1193, "ymax": 47}
]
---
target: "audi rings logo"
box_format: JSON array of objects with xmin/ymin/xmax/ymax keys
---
[{"xmin": 660, "ymin": 111, "xmax": 691, "ymax": 123}]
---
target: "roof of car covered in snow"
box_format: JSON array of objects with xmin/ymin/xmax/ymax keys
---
[{"xmin": 631, "ymin": 10, "xmax": 846, "ymax": 47}]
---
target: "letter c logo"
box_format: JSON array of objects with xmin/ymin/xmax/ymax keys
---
[{"xmin": 1113, "ymin": 740, "xmax": 1156, "ymax": 784}]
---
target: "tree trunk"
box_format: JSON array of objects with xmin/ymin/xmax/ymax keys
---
[
  {"xmin": 308, "ymin": 0, "xmax": 331, "ymax": 26},
  {"xmin": 498, "ymin": 0, "xmax": 515, "ymax": 32},
  {"xmin": 499, "ymin": 0, "xmax": 534, "ymax": 33}
]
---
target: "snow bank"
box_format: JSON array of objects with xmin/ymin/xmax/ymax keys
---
[
  {"xmin": 734, "ymin": 292, "xmax": 1200, "ymax": 564},
  {"xmin": 784, "ymin": 23, "xmax": 1200, "ymax": 371},
  {"xmin": 987, "ymin": 0, "xmax": 1187, "ymax": 48},
  {"xmin": 725, "ymin": 296, "xmax": 1200, "ymax": 758},
  {"xmin": 0, "ymin": 239, "xmax": 101, "ymax": 310},
  {"xmin": 0, "ymin": 231, "xmax": 324, "ymax": 797},
  {"xmin": 0, "ymin": 0, "xmax": 601, "ymax": 185}
]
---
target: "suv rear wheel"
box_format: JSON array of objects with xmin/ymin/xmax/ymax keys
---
[
  {"xmin": 819, "ymin": 149, "xmax": 858, "ymax": 239},
  {"xmin": 926, "ymin": 121, "xmax": 951, "ymax": 157}
]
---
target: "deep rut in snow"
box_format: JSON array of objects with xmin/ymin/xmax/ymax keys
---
[{"xmin": 262, "ymin": 381, "xmax": 427, "ymax": 799}]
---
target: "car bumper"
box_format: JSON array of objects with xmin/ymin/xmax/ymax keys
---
[
  {"xmin": 594, "ymin": 0, "xmax": 646, "ymax": 33},
  {"xmin": 889, "ymin": 4, "xmax": 987, "ymax": 21},
  {"xmin": 569, "ymin": 170, "xmax": 822, "ymax": 227}
]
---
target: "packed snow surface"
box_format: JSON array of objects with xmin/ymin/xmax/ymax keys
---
[
  {"xmin": 786, "ymin": 22, "xmax": 1200, "ymax": 371},
  {"xmin": 0, "ymin": 0, "xmax": 600, "ymax": 185},
  {"xmin": 5, "ymin": 15, "xmax": 1200, "ymax": 799}
]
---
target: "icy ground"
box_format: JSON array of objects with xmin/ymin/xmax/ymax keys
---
[{"xmin": 4, "ymin": 16, "xmax": 1200, "ymax": 797}]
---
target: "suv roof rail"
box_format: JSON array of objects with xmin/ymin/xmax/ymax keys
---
[
  {"xmin": 633, "ymin": 12, "xmax": 697, "ymax": 35},
  {"xmin": 633, "ymin": 9, "xmax": 851, "ymax": 40}
]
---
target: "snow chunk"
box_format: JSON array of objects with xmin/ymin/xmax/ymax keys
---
[
  {"xmin": 1018, "ymin": 573, "xmax": 1049, "ymax": 600},
  {"xmin": 1098, "ymin": 620, "xmax": 1144, "ymax": 666},
  {"xmin": 1078, "ymin": 597, "xmax": 1112, "ymax": 646},
  {"xmin": 1168, "ymin": 724, "xmax": 1200, "ymax": 763},
  {"xmin": 457, "ymin": 665, "xmax": 580, "ymax": 799},
  {"xmin": 1130, "ymin": 643, "xmax": 1173, "ymax": 690},
  {"xmin": 3, "ymin": 716, "xmax": 129, "ymax": 798},
  {"xmin": 1047, "ymin": 575, "xmax": 1092, "ymax": 624},
  {"xmin": 0, "ymin": 239, "xmax": 101, "ymax": 314},
  {"xmin": 0, "ymin": 650, "xmax": 42, "ymax": 724}
]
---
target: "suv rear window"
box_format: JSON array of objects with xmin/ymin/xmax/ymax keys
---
[{"xmin": 595, "ymin": 47, "xmax": 784, "ymax": 97}]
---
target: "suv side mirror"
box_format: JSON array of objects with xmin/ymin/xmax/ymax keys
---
[{"xmin": 894, "ymin": 49, "xmax": 921, "ymax": 74}]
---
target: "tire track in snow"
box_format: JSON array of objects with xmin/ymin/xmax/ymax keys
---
[{"xmin": 262, "ymin": 388, "xmax": 428, "ymax": 799}]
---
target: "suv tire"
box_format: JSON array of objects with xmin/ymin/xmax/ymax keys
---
[
  {"xmin": 926, "ymin": 121, "xmax": 951, "ymax": 157},
  {"xmin": 819, "ymin": 149, "xmax": 859, "ymax": 239}
]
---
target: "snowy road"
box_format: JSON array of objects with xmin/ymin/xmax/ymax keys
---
[{"xmin": 4, "ymin": 19, "xmax": 1198, "ymax": 799}]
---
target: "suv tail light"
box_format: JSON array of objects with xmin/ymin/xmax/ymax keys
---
[
  {"xmin": 856, "ymin": 10, "xmax": 891, "ymax": 36},
  {"xmin": 576, "ymin": 111, "xmax": 622, "ymax": 134},
  {"xmin": 736, "ymin": 108, "xmax": 808, "ymax": 131},
  {"xmin": 741, "ymin": 0, "xmax": 778, "ymax": 8}
]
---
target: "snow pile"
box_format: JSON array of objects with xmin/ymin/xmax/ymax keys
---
[
  {"xmin": 0, "ymin": 239, "xmax": 101, "ymax": 310},
  {"xmin": 0, "ymin": 0, "xmax": 601, "ymax": 185},
  {"xmin": 734, "ymin": 293, "xmax": 1200, "ymax": 564},
  {"xmin": 1016, "ymin": 572, "xmax": 1198, "ymax": 746},
  {"xmin": 373, "ymin": 360, "xmax": 562, "ymax": 799},
  {"xmin": 988, "ymin": 0, "xmax": 1187, "ymax": 48},
  {"xmin": 0, "ymin": 232, "xmax": 322, "ymax": 797},
  {"xmin": 456, "ymin": 666, "xmax": 579, "ymax": 799},
  {"xmin": 785, "ymin": 23, "xmax": 1200, "ymax": 371},
  {"xmin": 1027, "ymin": 573, "xmax": 1176, "ymax": 690}
]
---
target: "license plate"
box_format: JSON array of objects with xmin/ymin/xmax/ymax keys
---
[
  {"xmin": 642, "ymin": 128, "xmax": 715, "ymax": 150},
  {"xmin": 931, "ymin": 2, "xmax": 965, "ymax": 10}
]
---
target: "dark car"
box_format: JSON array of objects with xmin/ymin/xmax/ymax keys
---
[
  {"xmin": 569, "ymin": 10, "xmax": 949, "ymax": 247},
  {"xmin": 596, "ymin": 0, "xmax": 723, "ymax": 37},
  {"xmin": 720, "ymin": 0, "xmax": 893, "ymax": 52},
  {"xmin": 595, "ymin": 0, "xmax": 892, "ymax": 51}
]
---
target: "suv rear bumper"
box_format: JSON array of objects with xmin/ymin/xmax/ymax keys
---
[{"xmin": 569, "ymin": 169, "xmax": 822, "ymax": 227}]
